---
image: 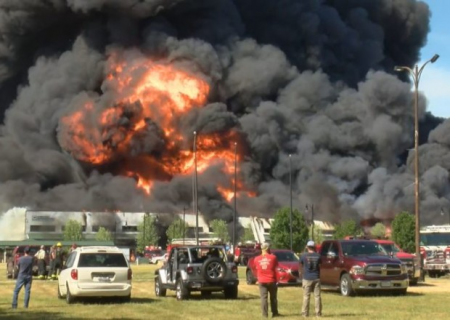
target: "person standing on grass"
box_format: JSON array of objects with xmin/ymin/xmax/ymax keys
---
[
  {"xmin": 254, "ymin": 242, "xmax": 280, "ymax": 318},
  {"xmin": 12, "ymin": 247, "xmax": 34, "ymax": 309},
  {"xmin": 300, "ymin": 240, "xmax": 322, "ymax": 318},
  {"xmin": 34, "ymin": 245, "xmax": 46, "ymax": 279}
]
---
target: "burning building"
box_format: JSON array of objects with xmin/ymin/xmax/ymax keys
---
[{"xmin": 0, "ymin": 0, "xmax": 449, "ymax": 227}]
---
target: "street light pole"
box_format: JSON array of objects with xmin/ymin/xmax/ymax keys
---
[
  {"xmin": 233, "ymin": 142, "xmax": 237, "ymax": 254},
  {"xmin": 193, "ymin": 131, "xmax": 199, "ymax": 246},
  {"xmin": 395, "ymin": 53, "xmax": 439, "ymax": 281},
  {"xmin": 289, "ymin": 154, "xmax": 293, "ymax": 251}
]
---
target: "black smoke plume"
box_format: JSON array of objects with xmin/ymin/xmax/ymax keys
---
[{"xmin": 0, "ymin": 0, "xmax": 447, "ymax": 226}]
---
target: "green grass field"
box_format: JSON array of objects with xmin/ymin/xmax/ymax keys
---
[{"xmin": 0, "ymin": 264, "xmax": 450, "ymax": 320}]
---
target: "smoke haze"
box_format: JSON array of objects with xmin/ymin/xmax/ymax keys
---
[{"xmin": 0, "ymin": 0, "xmax": 448, "ymax": 226}]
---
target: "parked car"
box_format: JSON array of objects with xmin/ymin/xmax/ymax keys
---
[
  {"xmin": 154, "ymin": 245, "xmax": 239, "ymax": 300},
  {"xmin": 246, "ymin": 249, "xmax": 301, "ymax": 285},
  {"xmin": 317, "ymin": 239, "xmax": 408, "ymax": 296},
  {"xmin": 7, "ymin": 245, "xmax": 49, "ymax": 279},
  {"xmin": 57, "ymin": 246, "xmax": 132, "ymax": 304},
  {"xmin": 373, "ymin": 239, "xmax": 420, "ymax": 285}
]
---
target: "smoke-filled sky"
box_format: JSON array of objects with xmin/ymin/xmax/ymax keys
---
[{"xmin": 0, "ymin": 0, "xmax": 449, "ymax": 226}]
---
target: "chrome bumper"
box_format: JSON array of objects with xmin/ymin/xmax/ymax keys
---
[{"xmin": 351, "ymin": 278, "xmax": 409, "ymax": 290}]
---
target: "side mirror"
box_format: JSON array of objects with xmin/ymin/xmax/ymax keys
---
[
  {"xmin": 389, "ymin": 252, "xmax": 394, "ymax": 258},
  {"xmin": 327, "ymin": 252, "xmax": 337, "ymax": 259}
]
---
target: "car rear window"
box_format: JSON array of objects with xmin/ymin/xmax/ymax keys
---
[{"xmin": 78, "ymin": 253, "xmax": 128, "ymax": 267}]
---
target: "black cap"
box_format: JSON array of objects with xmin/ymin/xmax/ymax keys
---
[{"xmin": 24, "ymin": 247, "xmax": 30, "ymax": 254}]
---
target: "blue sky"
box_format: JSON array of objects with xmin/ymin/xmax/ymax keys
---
[{"xmin": 418, "ymin": 0, "xmax": 450, "ymax": 118}]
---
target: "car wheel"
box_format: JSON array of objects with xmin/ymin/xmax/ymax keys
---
[
  {"xmin": 201, "ymin": 257, "xmax": 227, "ymax": 284},
  {"xmin": 66, "ymin": 284, "xmax": 76, "ymax": 304},
  {"xmin": 340, "ymin": 274, "xmax": 355, "ymax": 297},
  {"xmin": 176, "ymin": 278, "xmax": 189, "ymax": 301},
  {"xmin": 409, "ymin": 279, "xmax": 418, "ymax": 286},
  {"xmin": 224, "ymin": 286, "xmax": 238, "ymax": 299},
  {"xmin": 155, "ymin": 276, "xmax": 167, "ymax": 297},
  {"xmin": 57, "ymin": 285, "xmax": 64, "ymax": 299},
  {"xmin": 246, "ymin": 270, "xmax": 256, "ymax": 285}
]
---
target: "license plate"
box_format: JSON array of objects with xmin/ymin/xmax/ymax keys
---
[
  {"xmin": 381, "ymin": 281, "xmax": 391, "ymax": 287},
  {"xmin": 98, "ymin": 277, "xmax": 111, "ymax": 282}
]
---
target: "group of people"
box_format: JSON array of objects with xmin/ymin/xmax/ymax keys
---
[
  {"xmin": 12, "ymin": 242, "xmax": 77, "ymax": 309},
  {"xmin": 34, "ymin": 242, "xmax": 68, "ymax": 280},
  {"xmin": 254, "ymin": 241, "xmax": 322, "ymax": 318}
]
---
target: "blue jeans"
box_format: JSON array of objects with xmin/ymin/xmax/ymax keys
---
[{"xmin": 12, "ymin": 276, "xmax": 32, "ymax": 308}]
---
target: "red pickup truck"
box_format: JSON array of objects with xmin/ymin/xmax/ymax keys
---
[
  {"xmin": 246, "ymin": 249, "xmax": 301, "ymax": 285},
  {"xmin": 373, "ymin": 239, "xmax": 420, "ymax": 285},
  {"xmin": 317, "ymin": 239, "xmax": 408, "ymax": 296}
]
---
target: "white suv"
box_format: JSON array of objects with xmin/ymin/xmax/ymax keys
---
[{"xmin": 57, "ymin": 246, "xmax": 132, "ymax": 304}]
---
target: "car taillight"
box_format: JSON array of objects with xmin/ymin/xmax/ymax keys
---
[
  {"xmin": 71, "ymin": 269, "xmax": 78, "ymax": 280},
  {"xmin": 231, "ymin": 266, "xmax": 237, "ymax": 273},
  {"xmin": 187, "ymin": 266, "xmax": 194, "ymax": 274},
  {"xmin": 128, "ymin": 268, "xmax": 133, "ymax": 280}
]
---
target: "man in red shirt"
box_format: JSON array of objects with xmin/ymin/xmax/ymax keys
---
[{"xmin": 254, "ymin": 243, "xmax": 280, "ymax": 318}]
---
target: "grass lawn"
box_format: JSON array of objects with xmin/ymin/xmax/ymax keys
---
[{"xmin": 0, "ymin": 263, "xmax": 450, "ymax": 319}]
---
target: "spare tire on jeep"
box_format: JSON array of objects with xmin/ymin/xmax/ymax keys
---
[{"xmin": 201, "ymin": 257, "xmax": 227, "ymax": 284}]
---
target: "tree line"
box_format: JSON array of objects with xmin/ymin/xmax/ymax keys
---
[{"xmin": 62, "ymin": 209, "xmax": 416, "ymax": 254}]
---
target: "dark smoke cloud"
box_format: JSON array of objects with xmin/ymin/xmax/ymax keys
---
[{"xmin": 0, "ymin": 0, "xmax": 447, "ymax": 226}]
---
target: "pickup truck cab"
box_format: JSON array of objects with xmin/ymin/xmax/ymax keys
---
[{"xmin": 319, "ymin": 240, "xmax": 408, "ymax": 296}]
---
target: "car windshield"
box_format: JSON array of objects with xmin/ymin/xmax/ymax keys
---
[
  {"xmin": 342, "ymin": 242, "xmax": 388, "ymax": 256},
  {"xmin": 78, "ymin": 253, "xmax": 128, "ymax": 267},
  {"xmin": 380, "ymin": 244, "xmax": 400, "ymax": 254},
  {"xmin": 189, "ymin": 247, "xmax": 226, "ymax": 263},
  {"xmin": 273, "ymin": 251, "xmax": 299, "ymax": 262},
  {"xmin": 420, "ymin": 232, "xmax": 450, "ymax": 246},
  {"xmin": 16, "ymin": 247, "xmax": 39, "ymax": 255}
]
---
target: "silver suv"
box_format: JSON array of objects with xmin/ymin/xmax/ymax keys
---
[{"xmin": 154, "ymin": 245, "xmax": 239, "ymax": 300}]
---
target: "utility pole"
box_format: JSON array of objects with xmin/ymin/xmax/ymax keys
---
[
  {"xmin": 289, "ymin": 154, "xmax": 293, "ymax": 251},
  {"xmin": 233, "ymin": 143, "xmax": 238, "ymax": 253},
  {"xmin": 193, "ymin": 131, "xmax": 199, "ymax": 246}
]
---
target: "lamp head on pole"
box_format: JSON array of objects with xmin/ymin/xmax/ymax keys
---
[
  {"xmin": 430, "ymin": 54, "xmax": 439, "ymax": 63},
  {"xmin": 394, "ymin": 66, "xmax": 405, "ymax": 72}
]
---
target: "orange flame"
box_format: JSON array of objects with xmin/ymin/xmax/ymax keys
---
[{"xmin": 59, "ymin": 51, "xmax": 254, "ymax": 200}]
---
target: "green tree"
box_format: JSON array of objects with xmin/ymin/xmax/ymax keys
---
[
  {"xmin": 95, "ymin": 227, "xmax": 112, "ymax": 241},
  {"xmin": 210, "ymin": 219, "xmax": 230, "ymax": 243},
  {"xmin": 166, "ymin": 217, "xmax": 189, "ymax": 242},
  {"xmin": 240, "ymin": 224, "xmax": 255, "ymax": 243},
  {"xmin": 270, "ymin": 207, "xmax": 309, "ymax": 252},
  {"xmin": 371, "ymin": 222, "xmax": 387, "ymax": 239},
  {"xmin": 136, "ymin": 215, "xmax": 159, "ymax": 253},
  {"xmin": 309, "ymin": 225, "xmax": 324, "ymax": 244},
  {"xmin": 333, "ymin": 220, "xmax": 362, "ymax": 239},
  {"xmin": 391, "ymin": 211, "xmax": 415, "ymax": 253},
  {"xmin": 63, "ymin": 220, "xmax": 84, "ymax": 241}
]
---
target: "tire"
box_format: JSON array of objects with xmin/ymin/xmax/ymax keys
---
[
  {"xmin": 246, "ymin": 270, "xmax": 256, "ymax": 285},
  {"xmin": 224, "ymin": 286, "xmax": 238, "ymax": 299},
  {"xmin": 57, "ymin": 285, "xmax": 64, "ymax": 299},
  {"xmin": 340, "ymin": 274, "xmax": 355, "ymax": 297},
  {"xmin": 121, "ymin": 294, "xmax": 131, "ymax": 303},
  {"xmin": 154, "ymin": 276, "xmax": 167, "ymax": 297},
  {"xmin": 240, "ymin": 255, "xmax": 248, "ymax": 266},
  {"xmin": 176, "ymin": 278, "xmax": 189, "ymax": 301},
  {"xmin": 201, "ymin": 257, "xmax": 227, "ymax": 284},
  {"xmin": 409, "ymin": 279, "xmax": 418, "ymax": 286},
  {"xmin": 66, "ymin": 284, "xmax": 76, "ymax": 304},
  {"xmin": 428, "ymin": 271, "xmax": 437, "ymax": 278},
  {"xmin": 13, "ymin": 266, "xmax": 19, "ymax": 280}
]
